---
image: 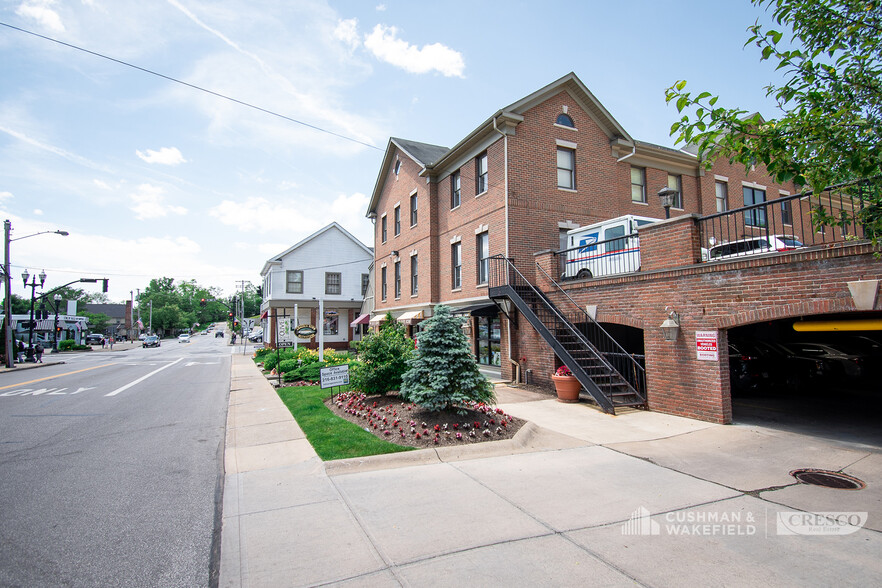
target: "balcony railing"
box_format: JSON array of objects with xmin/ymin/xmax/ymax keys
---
[{"xmin": 699, "ymin": 178, "xmax": 878, "ymax": 261}]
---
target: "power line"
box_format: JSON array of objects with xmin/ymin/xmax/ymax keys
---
[{"xmin": 0, "ymin": 21, "xmax": 383, "ymax": 152}]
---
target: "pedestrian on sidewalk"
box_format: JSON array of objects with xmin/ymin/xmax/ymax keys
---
[
  {"xmin": 34, "ymin": 342, "xmax": 44, "ymax": 363},
  {"xmin": 16, "ymin": 340, "xmax": 25, "ymax": 363},
  {"xmin": 109, "ymin": 337, "xmax": 114, "ymax": 349}
]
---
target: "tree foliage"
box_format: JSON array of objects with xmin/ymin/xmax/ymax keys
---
[
  {"xmin": 399, "ymin": 305, "xmax": 494, "ymax": 413},
  {"xmin": 350, "ymin": 313, "xmax": 414, "ymax": 395},
  {"xmin": 666, "ymin": 0, "xmax": 882, "ymax": 237},
  {"xmin": 137, "ymin": 277, "xmax": 231, "ymax": 333}
]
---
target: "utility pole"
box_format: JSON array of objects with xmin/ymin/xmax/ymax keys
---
[{"xmin": 4, "ymin": 220, "xmax": 13, "ymax": 368}]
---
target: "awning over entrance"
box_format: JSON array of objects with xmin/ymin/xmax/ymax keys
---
[
  {"xmin": 259, "ymin": 310, "xmax": 268, "ymax": 320},
  {"xmin": 451, "ymin": 303, "xmax": 498, "ymax": 317},
  {"xmin": 350, "ymin": 313, "xmax": 370, "ymax": 327},
  {"xmin": 396, "ymin": 310, "xmax": 424, "ymax": 325},
  {"xmin": 369, "ymin": 315, "xmax": 385, "ymax": 325}
]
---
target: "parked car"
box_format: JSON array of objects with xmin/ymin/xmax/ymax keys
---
[
  {"xmin": 142, "ymin": 335, "xmax": 160, "ymax": 348},
  {"xmin": 85, "ymin": 334, "xmax": 105, "ymax": 345},
  {"xmin": 708, "ymin": 235, "xmax": 804, "ymax": 261},
  {"xmin": 178, "ymin": 334, "xmax": 191, "ymax": 343}
]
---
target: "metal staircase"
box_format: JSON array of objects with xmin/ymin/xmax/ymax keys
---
[{"xmin": 488, "ymin": 255, "xmax": 646, "ymax": 414}]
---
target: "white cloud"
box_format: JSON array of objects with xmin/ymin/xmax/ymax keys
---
[
  {"xmin": 375, "ymin": 4, "xmax": 386, "ymax": 11},
  {"xmin": 333, "ymin": 18, "xmax": 360, "ymax": 51},
  {"xmin": 16, "ymin": 0, "xmax": 65, "ymax": 32},
  {"xmin": 0, "ymin": 191, "xmax": 13, "ymax": 202},
  {"xmin": 33, "ymin": 209, "xmax": 43, "ymax": 215},
  {"xmin": 93, "ymin": 179, "xmax": 112, "ymax": 190},
  {"xmin": 135, "ymin": 146, "xmax": 187, "ymax": 166},
  {"xmin": 129, "ymin": 184, "xmax": 187, "ymax": 220},
  {"xmin": 364, "ymin": 24, "xmax": 465, "ymax": 77}
]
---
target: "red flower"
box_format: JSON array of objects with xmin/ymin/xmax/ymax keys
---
[{"xmin": 555, "ymin": 365, "xmax": 573, "ymax": 377}]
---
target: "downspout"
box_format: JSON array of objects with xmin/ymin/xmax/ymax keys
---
[
  {"xmin": 616, "ymin": 141, "xmax": 636, "ymax": 163},
  {"xmin": 493, "ymin": 116, "xmax": 513, "ymax": 382}
]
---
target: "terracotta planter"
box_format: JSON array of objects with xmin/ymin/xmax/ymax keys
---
[{"xmin": 552, "ymin": 374, "xmax": 581, "ymax": 403}]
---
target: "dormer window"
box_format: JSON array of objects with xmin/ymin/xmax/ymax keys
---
[{"xmin": 556, "ymin": 113, "xmax": 575, "ymax": 128}]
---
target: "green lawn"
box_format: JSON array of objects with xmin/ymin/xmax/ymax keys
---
[{"xmin": 276, "ymin": 385, "xmax": 414, "ymax": 461}]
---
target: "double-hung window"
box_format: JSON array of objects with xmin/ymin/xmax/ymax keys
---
[
  {"xmin": 476, "ymin": 152, "xmax": 488, "ymax": 194},
  {"xmin": 394, "ymin": 261, "xmax": 401, "ymax": 298},
  {"xmin": 744, "ymin": 186, "xmax": 767, "ymax": 227},
  {"xmin": 557, "ymin": 147, "xmax": 575, "ymax": 189},
  {"xmin": 451, "ymin": 242, "xmax": 462, "ymax": 289},
  {"xmin": 715, "ymin": 181, "xmax": 729, "ymax": 212},
  {"xmin": 394, "ymin": 206, "xmax": 401, "ymax": 236},
  {"xmin": 477, "ymin": 231, "xmax": 489, "ymax": 285},
  {"xmin": 630, "ymin": 167, "xmax": 646, "ymax": 203},
  {"xmin": 381, "ymin": 267, "xmax": 387, "ymax": 301},
  {"xmin": 381, "ymin": 215, "xmax": 387, "ymax": 242},
  {"xmin": 667, "ymin": 174, "xmax": 683, "ymax": 208},
  {"xmin": 325, "ymin": 272, "xmax": 341, "ymax": 295},
  {"xmin": 410, "ymin": 254, "xmax": 418, "ymax": 296},
  {"xmin": 286, "ymin": 270, "xmax": 303, "ymax": 294},
  {"xmin": 361, "ymin": 273, "xmax": 369, "ymax": 297},
  {"xmin": 410, "ymin": 193, "xmax": 418, "ymax": 226},
  {"xmin": 451, "ymin": 171, "xmax": 461, "ymax": 209}
]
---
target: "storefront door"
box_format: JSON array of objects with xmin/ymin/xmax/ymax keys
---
[{"xmin": 475, "ymin": 316, "xmax": 501, "ymax": 366}]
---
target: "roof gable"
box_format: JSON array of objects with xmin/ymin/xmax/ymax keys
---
[{"xmin": 260, "ymin": 222, "xmax": 373, "ymax": 276}]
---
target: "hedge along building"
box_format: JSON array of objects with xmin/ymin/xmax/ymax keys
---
[
  {"xmin": 364, "ymin": 72, "xmax": 879, "ymax": 423},
  {"xmin": 259, "ymin": 222, "xmax": 373, "ymax": 351}
]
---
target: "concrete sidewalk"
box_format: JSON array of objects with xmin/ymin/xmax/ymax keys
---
[{"xmin": 220, "ymin": 354, "xmax": 882, "ymax": 587}]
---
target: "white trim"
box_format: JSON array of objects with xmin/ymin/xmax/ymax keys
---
[
  {"xmin": 475, "ymin": 223, "xmax": 489, "ymax": 234},
  {"xmin": 409, "ymin": 187, "xmax": 418, "ymax": 196},
  {"xmin": 553, "ymin": 123, "xmax": 578, "ymax": 132},
  {"xmin": 557, "ymin": 187, "xmax": 578, "ymax": 193},
  {"xmin": 742, "ymin": 181, "xmax": 767, "ymax": 190},
  {"xmin": 562, "ymin": 105, "xmax": 568, "ymax": 114},
  {"xmin": 475, "ymin": 190, "xmax": 488, "ymax": 198},
  {"xmin": 779, "ymin": 190, "xmax": 790, "ymax": 196},
  {"xmin": 450, "ymin": 235, "xmax": 461, "ymax": 244},
  {"xmin": 714, "ymin": 174, "xmax": 729, "ymax": 182},
  {"xmin": 558, "ymin": 221, "xmax": 580, "ymax": 230},
  {"xmin": 410, "ymin": 249, "xmax": 418, "ymax": 257},
  {"xmin": 556, "ymin": 139, "xmax": 578, "ymax": 149}
]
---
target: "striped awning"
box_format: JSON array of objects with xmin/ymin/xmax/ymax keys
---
[
  {"xmin": 350, "ymin": 313, "xmax": 370, "ymax": 327},
  {"xmin": 396, "ymin": 310, "xmax": 424, "ymax": 324}
]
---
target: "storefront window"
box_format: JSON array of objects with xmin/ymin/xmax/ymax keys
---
[{"xmin": 323, "ymin": 310, "xmax": 338, "ymax": 335}]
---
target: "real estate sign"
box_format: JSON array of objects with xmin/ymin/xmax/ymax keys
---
[{"xmin": 320, "ymin": 364, "xmax": 349, "ymax": 389}]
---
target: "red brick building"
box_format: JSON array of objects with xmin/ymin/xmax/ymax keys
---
[{"xmin": 364, "ymin": 72, "xmax": 876, "ymax": 422}]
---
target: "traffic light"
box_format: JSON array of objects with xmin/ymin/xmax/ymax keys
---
[
  {"xmin": 102, "ymin": 279, "xmax": 109, "ymax": 293},
  {"xmin": 200, "ymin": 298, "xmax": 207, "ymax": 307},
  {"xmin": 228, "ymin": 312, "xmax": 233, "ymax": 318}
]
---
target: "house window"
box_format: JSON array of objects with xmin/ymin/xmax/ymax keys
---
[
  {"xmin": 557, "ymin": 147, "xmax": 575, "ymax": 189},
  {"xmin": 476, "ymin": 152, "xmax": 488, "ymax": 194},
  {"xmin": 715, "ymin": 181, "xmax": 729, "ymax": 212},
  {"xmin": 410, "ymin": 193, "xmax": 418, "ymax": 226},
  {"xmin": 451, "ymin": 242, "xmax": 462, "ymax": 289},
  {"xmin": 781, "ymin": 198, "xmax": 793, "ymax": 225},
  {"xmin": 361, "ymin": 273, "xmax": 369, "ymax": 297},
  {"xmin": 477, "ymin": 231, "xmax": 489, "ymax": 285},
  {"xmin": 556, "ymin": 113, "xmax": 575, "ymax": 127},
  {"xmin": 381, "ymin": 215, "xmax": 387, "ymax": 242},
  {"xmin": 630, "ymin": 167, "xmax": 646, "ymax": 203},
  {"xmin": 744, "ymin": 186, "xmax": 767, "ymax": 227},
  {"xmin": 394, "ymin": 159, "xmax": 401, "ymax": 176},
  {"xmin": 394, "ymin": 205, "xmax": 401, "ymax": 236},
  {"xmin": 667, "ymin": 174, "xmax": 683, "ymax": 208},
  {"xmin": 394, "ymin": 261, "xmax": 401, "ymax": 298},
  {"xmin": 451, "ymin": 171, "xmax": 461, "ymax": 209},
  {"xmin": 286, "ymin": 270, "xmax": 303, "ymax": 294},
  {"xmin": 325, "ymin": 272, "xmax": 341, "ymax": 295},
  {"xmin": 381, "ymin": 267, "xmax": 387, "ymax": 301},
  {"xmin": 410, "ymin": 254, "xmax": 418, "ymax": 296}
]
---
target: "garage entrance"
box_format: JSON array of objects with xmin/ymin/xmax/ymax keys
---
[{"xmin": 728, "ymin": 312, "xmax": 882, "ymax": 447}]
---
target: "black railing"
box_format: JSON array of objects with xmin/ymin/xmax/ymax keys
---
[
  {"xmin": 554, "ymin": 232, "xmax": 642, "ymax": 280},
  {"xmin": 488, "ymin": 255, "xmax": 645, "ymax": 412},
  {"xmin": 534, "ymin": 261, "xmax": 647, "ymax": 397},
  {"xmin": 700, "ymin": 178, "xmax": 879, "ymax": 261}
]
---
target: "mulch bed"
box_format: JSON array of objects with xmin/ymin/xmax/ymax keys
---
[{"xmin": 325, "ymin": 391, "xmax": 527, "ymax": 449}]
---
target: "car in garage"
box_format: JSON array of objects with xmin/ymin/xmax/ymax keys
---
[{"xmin": 142, "ymin": 335, "xmax": 160, "ymax": 348}]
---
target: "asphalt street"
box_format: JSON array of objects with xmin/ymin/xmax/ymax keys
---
[{"xmin": 0, "ymin": 334, "xmax": 231, "ymax": 587}]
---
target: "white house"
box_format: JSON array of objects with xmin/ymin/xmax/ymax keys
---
[{"xmin": 259, "ymin": 222, "xmax": 373, "ymax": 350}]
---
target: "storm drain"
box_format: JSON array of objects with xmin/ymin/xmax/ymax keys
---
[{"xmin": 790, "ymin": 469, "xmax": 866, "ymax": 490}]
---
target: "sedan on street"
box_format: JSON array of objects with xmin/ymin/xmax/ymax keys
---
[{"xmin": 142, "ymin": 335, "xmax": 160, "ymax": 348}]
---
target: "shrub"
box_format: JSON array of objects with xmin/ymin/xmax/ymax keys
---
[
  {"xmin": 400, "ymin": 304, "xmax": 495, "ymax": 412},
  {"xmin": 350, "ymin": 314, "xmax": 414, "ymax": 395},
  {"xmin": 278, "ymin": 359, "xmax": 298, "ymax": 374},
  {"xmin": 59, "ymin": 339, "xmax": 90, "ymax": 351}
]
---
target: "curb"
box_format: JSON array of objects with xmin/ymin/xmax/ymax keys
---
[{"xmin": 0, "ymin": 361, "xmax": 67, "ymax": 375}]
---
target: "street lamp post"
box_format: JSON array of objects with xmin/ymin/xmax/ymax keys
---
[
  {"xmin": 53, "ymin": 293, "xmax": 62, "ymax": 352},
  {"xmin": 3, "ymin": 220, "xmax": 69, "ymax": 367},
  {"xmin": 22, "ymin": 269, "xmax": 46, "ymax": 361},
  {"xmin": 657, "ymin": 186, "xmax": 678, "ymax": 220}
]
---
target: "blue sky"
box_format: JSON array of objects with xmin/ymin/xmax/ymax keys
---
[{"xmin": 0, "ymin": 0, "xmax": 785, "ymax": 302}]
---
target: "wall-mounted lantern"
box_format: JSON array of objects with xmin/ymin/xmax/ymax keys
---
[{"xmin": 660, "ymin": 307, "xmax": 680, "ymax": 341}]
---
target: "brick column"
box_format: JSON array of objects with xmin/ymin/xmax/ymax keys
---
[{"xmin": 639, "ymin": 214, "xmax": 702, "ymax": 271}]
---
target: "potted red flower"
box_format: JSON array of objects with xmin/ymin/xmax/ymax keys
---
[{"xmin": 551, "ymin": 365, "xmax": 581, "ymax": 403}]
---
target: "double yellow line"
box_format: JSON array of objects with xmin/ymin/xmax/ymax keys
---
[{"xmin": 0, "ymin": 363, "xmax": 115, "ymax": 391}]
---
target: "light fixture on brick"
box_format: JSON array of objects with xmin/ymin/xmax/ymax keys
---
[{"xmin": 660, "ymin": 307, "xmax": 680, "ymax": 341}]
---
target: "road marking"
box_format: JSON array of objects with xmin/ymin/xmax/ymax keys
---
[
  {"xmin": 185, "ymin": 361, "xmax": 220, "ymax": 366},
  {"xmin": 105, "ymin": 358, "xmax": 184, "ymax": 397},
  {"xmin": 0, "ymin": 364, "xmax": 115, "ymax": 391}
]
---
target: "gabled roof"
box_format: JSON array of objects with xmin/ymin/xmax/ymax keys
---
[
  {"xmin": 260, "ymin": 222, "xmax": 373, "ymax": 276},
  {"xmin": 366, "ymin": 72, "xmax": 635, "ymax": 216}
]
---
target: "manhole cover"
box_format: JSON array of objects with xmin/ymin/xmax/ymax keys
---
[{"xmin": 790, "ymin": 469, "xmax": 866, "ymax": 490}]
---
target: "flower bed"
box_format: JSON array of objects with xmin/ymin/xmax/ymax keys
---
[{"xmin": 325, "ymin": 391, "xmax": 526, "ymax": 449}]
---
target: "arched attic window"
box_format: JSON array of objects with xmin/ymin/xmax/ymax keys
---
[{"xmin": 556, "ymin": 113, "xmax": 575, "ymax": 128}]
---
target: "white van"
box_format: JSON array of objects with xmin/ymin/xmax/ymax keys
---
[{"xmin": 564, "ymin": 215, "xmax": 661, "ymax": 279}]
